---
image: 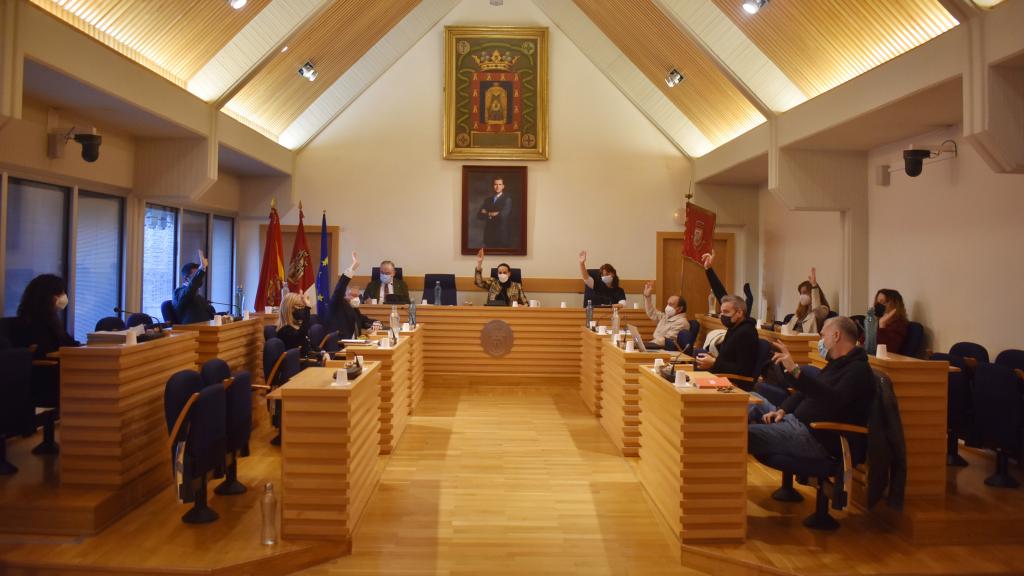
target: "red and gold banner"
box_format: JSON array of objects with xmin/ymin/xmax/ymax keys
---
[
  {"xmin": 255, "ymin": 202, "xmax": 285, "ymax": 309},
  {"xmin": 287, "ymin": 205, "xmax": 313, "ymax": 294},
  {"xmin": 682, "ymin": 202, "xmax": 716, "ymax": 263}
]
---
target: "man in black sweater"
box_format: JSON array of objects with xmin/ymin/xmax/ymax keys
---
[
  {"xmin": 695, "ymin": 250, "xmax": 759, "ymax": 377},
  {"xmin": 747, "ymin": 316, "xmax": 875, "ymax": 460},
  {"xmin": 327, "ymin": 251, "xmax": 381, "ymax": 339},
  {"xmin": 173, "ymin": 250, "xmax": 214, "ymax": 325}
]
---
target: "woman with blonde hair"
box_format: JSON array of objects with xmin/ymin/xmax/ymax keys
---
[{"xmin": 276, "ymin": 292, "xmax": 312, "ymax": 356}]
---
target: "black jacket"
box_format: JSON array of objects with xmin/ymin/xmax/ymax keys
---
[
  {"xmin": 276, "ymin": 315, "xmax": 311, "ymax": 357},
  {"xmin": 173, "ymin": 268, "xmax": 213, "ymax": 325},
  {"xmin": 711, "ymin": 317, "xmax": 759, "ymax": 377},
  {"xmin": 589, "ymin": 281, "xmax": 626, "ymax": 307},
  {"xmin": 780, "ymin": 347, "xmax": 875, "ymax": 456},
  {"xmin": 866, "ymin": 371, "xmax": 906, "ymax": 510},
  {"xmin": 11, "ymin": 315, "xmax": 80, "ymax": 359},
  {"xmin": 327, "ymin": 274, "xmax": 376, "ymax": 339}
]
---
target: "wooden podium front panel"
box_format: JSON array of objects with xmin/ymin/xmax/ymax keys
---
[
  {"xmin": 401, "ymin": 326, "xmax": 425, "ymax": 414},
  {"xmin": 281, "ymin": 364, "xmax": 382, "ymax": 542},
  {"xmin": 59, "ymin": 332, "xmax": 199, "ymax": 487},
  {"xmin": 637, "ymin": 367, "xmax": 748, "ymax": 543},
  {"xmin": 599, "ymin": 341, "xmax": 672, "ymax": 457},
  {"xmin": 579, "ymin": 327, "xmax": 607, "ymax": 416},
  {"xmin": 340, "ymin": 337, "xmax": 412, "ymax": 455},
  {"xmin": 173, "ymin": 318, "xmax": 263, "ymax": 386}
]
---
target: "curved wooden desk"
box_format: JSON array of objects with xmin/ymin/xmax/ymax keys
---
[{"xmin": 172, "ymin": 317, "xmax": 264, "ymax": 386}]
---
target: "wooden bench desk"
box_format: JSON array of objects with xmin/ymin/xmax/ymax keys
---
[
  {"xmin": 332, "ymin": 336, "xmax": 412, "ymax": 455},
  {"xmin": 599, "ymin": 340, "xmax": 672, "ymax": 456}
]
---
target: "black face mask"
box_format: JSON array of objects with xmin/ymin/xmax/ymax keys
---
[
  {"xmin": 295, "ymin": 307, "xmax": 310, "ymax": 323},
  {"xmin": 874, "ymin": 303, "xmax": 886, "ymax": 317},
  {"xmin": 721, "ymin": 314, "xmax": 734, "ymax": 329}
]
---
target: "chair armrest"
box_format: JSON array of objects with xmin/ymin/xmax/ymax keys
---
[
  {"xmin": 1015, "ymin": 368, "xmax": 1024, "ymax": 382},
  {"xmin": 318, "ymin": 334, "xmax": 332, "ymax": 350},
  {"xmin": 46, "ymin": 351, "xmax": 61, "ymax": 359},
  {"xmin": 716, "ymin": 373, "xmax": 754, "ymax": 383},
  {"xmin": 167, "ymin": 392, "xmax": 199, "ymax": 452},
  {"xmin": 964, "ymin": 357, "xmax": 978, "ymax": 369},
  {"xmin": 251, "ymin": 383, "xmax": 271, "ymax": 391},
  {"xmin": 32, "ymin": 360, "xmax": 59, "ymax": 367},
  {"xmin": 809, "ymin": 421, "xmax": 868, "ymax": 435},
  {"xmin": 265, "ymin": 352, "xmax": 286, "ymax": 388},
  {"xmin": 222, "ymin": 376, "xmax": 235, "ymax": 389}
]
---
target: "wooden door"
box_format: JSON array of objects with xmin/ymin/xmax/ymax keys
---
[{"xmin": 657, "ymin": 232, "xmax": 734, "ymax": 316}]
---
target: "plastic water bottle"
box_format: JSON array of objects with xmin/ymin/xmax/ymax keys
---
[
  {"xmin": 408, "ymin": 301, "xmax": 417, "ymax": 327},
  {"xmin": 864, "ymin": 307, "xmax": 878, "ymax": 356},
  {"xmin": 585, "ymin": 299, "xmax": 593, "ymax": 328},
  {"xmin": 708, "ymin": 292, "xmax": 717, "ymax": 315},
  {"xmin": 434, "ymin": 281, "xmax": 442, "ymax": 306},
  {"xmin": 389, "ymin": 305, "xmax": 401, "ymax": 334},
  {"xmin": 611, "ymin": 306, "xmax": 621, "ymax": 334},
  {"xmin": 261, "ymin": 482, "xmax": 278, "ymax": 545},
  {"xmin": 234, "ymin": 284, "xmax": 245, "ymax": 317}
]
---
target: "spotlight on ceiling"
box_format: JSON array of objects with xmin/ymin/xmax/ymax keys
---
[
  {"xmin": 298, "ymin": 61, "xmax": 317, "ymax": 82},
  {"xmin": 742, "ymin": 0, "xmax": 767, "ymax": 14},
  {"xmin": 228, "ymin": 0, "xmax": 247, "ymax": 9},
  {"xmin": 665, "ymin": 68, "xmax": 684, "ymax": 88}
]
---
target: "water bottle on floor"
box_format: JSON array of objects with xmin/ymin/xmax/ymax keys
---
[
  {"xmin": 434, "ymin": 281, "xmax": 442, "ymax": 306},
  {"xmin": 261, "ymin": 482, "xmax": 278, "ymax": 545}
]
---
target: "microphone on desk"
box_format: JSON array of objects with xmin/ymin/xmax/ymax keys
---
[{"xmin": 112, "ymin": 307, "xmax": 172, "ymax": 330}]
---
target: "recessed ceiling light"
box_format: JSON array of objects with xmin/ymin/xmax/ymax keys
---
[
  {"xmin": 298, "ymin": 61, "xmax": 317, "ymax": 82},
  {"xmin": 228, "ymin": 0, "xmax": 247, "ymax": 9},
  {"xmin": 665, "ymin": 68, "xmax": 684, "ymax": 88},
  {"xmin": 742, "ymin": 0, "xmax": 767, "ymax": 14}
]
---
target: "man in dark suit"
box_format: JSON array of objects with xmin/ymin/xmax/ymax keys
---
[
  {"xmin": 328, "ymin": 251, "xmax": 381, "ymax": 339},
  {"xmin": 477, "ymin": 177, "xmax": 512, "ymax": 248},
  {"xmin": 173, "ymin": 249, "xmax": 214, "ymax": 325}
]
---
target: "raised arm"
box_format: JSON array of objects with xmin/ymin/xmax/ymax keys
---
[
  {"xmin": 579, "ymin": 251, "xmax": 595, "ymax": 289},
  {"xmin": 643, "ymin": 281, "xmax": 663, "ymax": 321},
  {"xmin": 702, "ymin": 250, "xmax": 727, "ymax": 302},
  {"xmin": 332, "ymin": 251, "xmax": 358, "ymax": 306},
  {"xmin": 473, "ymin": 248, "xmax": 493, "ymax": 290}
]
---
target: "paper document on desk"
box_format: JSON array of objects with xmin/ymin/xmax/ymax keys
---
[{"xmin": 692, "ymin": 376, "xmax": 733, "ymax": 389}]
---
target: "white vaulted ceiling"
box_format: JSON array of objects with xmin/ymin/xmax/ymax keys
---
[{"xmin": 29, "ymin": 0, "xmax": 963, "ymax": 156}]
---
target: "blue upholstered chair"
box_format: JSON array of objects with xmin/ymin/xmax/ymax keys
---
[
  {"xmin": 94, "ymin": 316, "xmax": 126, "ymax": 332},
  {"xmin": 421, "ymin": 274, "xmax": 457, "ymax": 305},
  {"xmin": 308, "ymin": 323, "xmax": 327, "ymax": 354},
  {"xmin": 995, "ymin": 349, "xmax": 1024, "ymax": 372},
  {"xmin": 164, "ymin": 369, "xmax": 226, "ymax": 524},
  {"xmin": 972, "ymin": 361, "xmax": 1021, "ymax": 488},
  {"xmin": 930, "ymin": 352, "xmax": 972, "ymax": 466},
  {"xmin": 0, "ymin": 347, "xmax": 35, "ymax": 475},
  {"xmin": 199, "ymin": 359, "xmax": 252, "ymax": 496},
  {"xmin": 161, "ymin": 300, "xmax": 178, "ymax": 324},
  {"xmin": 900, "ymin": 322, "xmax": 925, "ymax": 358},
  {"xmin": 263, "ymin": 325, "xmax": 277, "ymax": 342},
  {"xmin": 950, "ymin": 341, "xmax": 990, "ymax": 365},
  {"xmin": 263, "ymin": 338, "xmax": 287, "ymax": 388},
  {"xmin": 321, "ymin": 331, "xmax": 341, "ymax": 356},
  {"xmin": 126, "ymin": 312, "xmax": 154, "ymax": 328},
  {"xmin": 489, "ymin": 267, "xmax": 522, "ymax": 284}
]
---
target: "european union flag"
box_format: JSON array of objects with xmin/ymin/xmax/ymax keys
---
[{"xmin": 315, "ymin": 211, "xmax": 330, "ymax": 320}]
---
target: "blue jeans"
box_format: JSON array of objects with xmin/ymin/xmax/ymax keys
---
[{"xmin": 747, "ymin": 392, "xmax": 830, "ymax": 460}]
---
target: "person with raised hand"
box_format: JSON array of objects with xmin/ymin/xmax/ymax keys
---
[{"xmin": 474, "ymin": 248, "xmax": 527, "ymax": 306}]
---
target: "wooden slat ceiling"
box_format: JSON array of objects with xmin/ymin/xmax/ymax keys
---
[
  {"xmin": 224, "ymin": 0, "xmax": 420, "ymax": 138},
  {"xmin": 710, "ymin": 0, "xmax": 959, "ymax": 98},
  {"xmin": 29, "ymin": 0, "xmax": 272, "ymax": 87},
  {"xmin": 574, "ymin": 0, "xmax": 765, "ymax": 147}
]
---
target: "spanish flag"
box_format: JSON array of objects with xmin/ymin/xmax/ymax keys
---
[{"xmin": 255, "ymin": 200, "xmax": 285, "ymax": 309}]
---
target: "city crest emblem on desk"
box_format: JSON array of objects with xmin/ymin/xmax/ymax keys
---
[{"xmin": 480, "ymin": 319, "xmax": 514, "ymax": 358}]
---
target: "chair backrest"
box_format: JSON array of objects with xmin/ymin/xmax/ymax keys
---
[
  {"xmin": 688, "ymin": 319, "xmax": 700, "ymax": 348},
  {"xmin": 582, "ymin": 269, "xmax": 600, "ymax": 307},
  {"xmin": 224, "ymin": 371, "xmax": 252, "ymax": 455},
  {"xmin": 782, "ymin": 313, "xmax": 794, "ymax": 325},
  {"xmin": 126, "ymin": 312, "xmax": 153, "ymax": 328},
  {"xmin": 972, "ymin": 362, "xmax": 1022, "ymax": 450},
  {"xmin": 94, "ymin": 316, "xmax": 126, "ymax": 332},
  {"xmin": 263, "ymin": 337, "xmax": 286, "ymax": 382},
  {"xmin": 164, "ymin": 370, "xmax": 203, "ymax": 440},
  {"xmin": 200, "ymin": 358, "xmax": 232, "ymax": 388},
  {"xmin": 675, "ymin": 326, "xmax": 696, "ymax": 354},
  {"xmin": 371, "ymin": 267, "xmax": 404, "ymax": 282},
  {"xmin": 0, "ymin": 347, "xmax": 35, "ymax": 436},
  {"xmin": 281, "ymin": 348, "xmax": 302, "ymax": 382},
  {"xmin": 900, "ymin": 321, "xmax": 925, "ymax": 358},
  {"xmin": 753, "ymin": 339, "xmax": 774, "ymax": 378},
  {"xmin": 187, "ymin": 383, "xmax": 227, "ymax": 477},
  {"xmin": 421, "ymin": 274, "xmax": 457, "ymax": 305},
  {"xmin": 995, "ymin": 349, "xmax": 1024, "ymax": 372},
  {"xmin": 825, "ymin": 310, "xmax": 839, "ymax": 320},
  {"xmin": 308, "ymin": 323, "xmax": 327, "ymax": 353},
  {"xmin": 930, "ymin": 353, "xmax": 971, "ymax": 429},
  {"xmin": 321, "ymin": 330, "xmax": 340, "ymax": 354},
  {"xmin": 949, "ymin": 341, "xmax": 990, "ymax": 364},
  {"xmin": 489, "ymin": 267, "xmax": 522, "ymax": 284},
  {"xmin": 161, "ymin": 300, "xmax": 178, "ymax": 324},
  {"xmin": 263, "ymin": 325, "xmax": 277, "ymax": 342}
]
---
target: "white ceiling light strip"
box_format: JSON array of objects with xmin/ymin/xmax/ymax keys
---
[
  {"xmin": 654, "ymin": 0, "xmax": 806, "ymax": 113},
  {"xmin": 277, "ymin": 0, "xmax": 461, "ymax": 150},
  {"xmin": 531, "ymin": 0, "xmax": 714, "ymax": 157},
  {"xmin": 187, "ymin": 0, "xmax": 332, "ymax": 102}
]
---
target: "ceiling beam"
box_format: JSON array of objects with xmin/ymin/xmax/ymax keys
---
[
  {"xmin": 937, "ymin": 0, "xmax": 981, "ymax": 22},
  {"xmin": 213, "ymin": 0, "xmax": 336, "ymax": 110}
]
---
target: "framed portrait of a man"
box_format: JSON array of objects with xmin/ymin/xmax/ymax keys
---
[
  {"xmin": 461, "ymin": 165, "xmax": 527, "ymax": 256},
  {"xmin": 444, "ymin": 26, "xmax": 548, "ymax": 160}
]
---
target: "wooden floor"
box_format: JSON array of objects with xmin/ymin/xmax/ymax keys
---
[{"xmin": 3, "ymin": 383, "xmax": 1024, "ymax": 575}]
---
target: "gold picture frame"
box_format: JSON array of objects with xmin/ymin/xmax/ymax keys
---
[{"xmin": 443, "ymin": 26, "xmax": 548, "ymax": 161}]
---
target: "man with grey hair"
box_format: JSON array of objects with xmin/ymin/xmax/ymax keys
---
[
  {"xmin": 695, "ymin": 286, "xmax": 759, "ymax": 377},
  {"xmin": 746, "ymin": 315, "xmax": 875, "ymax": 460}
]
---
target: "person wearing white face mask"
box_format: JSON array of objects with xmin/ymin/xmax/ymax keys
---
[
  {"xmin": 362, "ymin": 259, "xmax": 410, "ymax": 304},
  {"xmin": 641, "ymin": 281, "xmax": 690, "ymax": 350},
  {"xmin": 474, "ymin": 248, "xmax": 528, "ymax": 306},
  {"xmin": 578, "ymin": 251, "xmax": 626, "ymax": 308},
  {"xmin": 781, "ymin": 267, "xmax": 830, "ymax": 335},
  {"xmin": 14, "ymin": 273, "xmax": 81, "ymax": 360},
  {"xmin": 326, "ymin": 251, "xmax": 382, "ymax": 339}
]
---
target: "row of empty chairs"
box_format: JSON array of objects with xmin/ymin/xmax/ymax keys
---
[{"xmin": 0, "ymin": 318, "xmax": 60, "ymax": 475}]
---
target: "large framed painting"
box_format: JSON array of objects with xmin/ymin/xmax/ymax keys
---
[
  {"xmin": 444, "ymin": 26, "xmax": 548, "ymax": 160},
  {"xmin": 461, "ymin": 165, "xmax": 527, "ymax": 256}
]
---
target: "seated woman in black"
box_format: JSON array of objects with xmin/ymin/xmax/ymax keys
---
[
  {"xmin": 13, "ymin": 274, "xmax": 80, "ymax": 409},
  {"xmin": 578, "ymin": 251, "xmax": 626, "ymax": 307},
  {"xmin": 275, "ymin": 292, "xmax": 311, "ymax": 357}
]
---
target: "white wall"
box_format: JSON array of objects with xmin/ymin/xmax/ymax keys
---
[
  {"xmin": 245, "ymin": 0, "xmax": 694, "ymax": 306},
  {"xmin": 868, "ymin": 126, "xmax": 1024, "ymax": 354},
  {"xmin": 759, "ymin": 184, "xmax": 843, "ymax": 322}
]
